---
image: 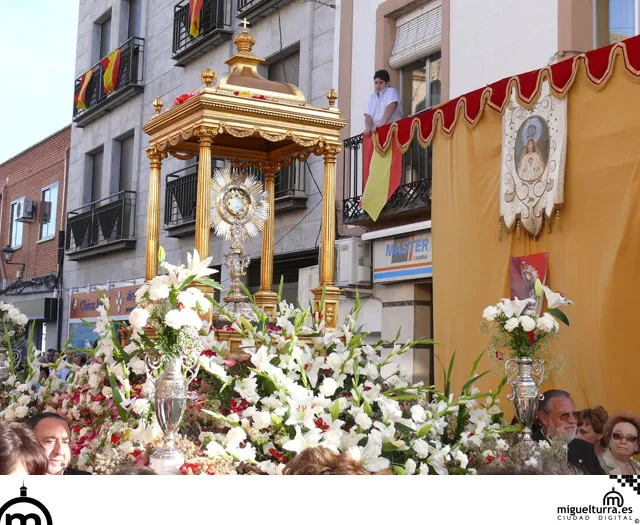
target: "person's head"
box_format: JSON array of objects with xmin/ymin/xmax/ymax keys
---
[
  {"xmin": 29, "ymin": 413, "xmax": 71, "ymax": 475},
  {"xmin": 538, "ymin": 390, "xmax": 578, "ymax": 441},
  {"xmin": 283, "ymin": 446, "xmax": 369, "ymax": 475},
  {"xmin": 0, "ymin": 422, "xmax": 48, "ymax": 475},
  {"xmin": 45, "ymin": 348, "xmax": 56, "ymax": 363},
  {"xmin": 526, "ymin": 138, "xmax": 536, "ymax": 152},
  {"xmin": 373, "ymin": 70, "xmax": 391, "ymax": 93},
  {"xmin": 114, "ymin": 466, "xmax": 156, "ymax": 475},
  {"xmin": 576, "ymin": 406, "xmax": 608, "ymax": 447},
  {"xmin": 73, "ymin": 354, "xmax": 88, "ymax": 367},
  {"xmin": 603, "ymin": 412, "xmax": 640, "ymax": 461},
  {"xmin": 53, "ymin": 351, "xmax": 61, "ymax": 362}
]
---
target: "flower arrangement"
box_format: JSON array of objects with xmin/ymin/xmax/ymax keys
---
[
  {"xmin": 482, "ymin": 280, "xmax": 572, "ymax": 366},
  {"xmin": 0, "ymin": 250, "xmax": 526, "ymax": 475},
  {"xmin": 0, "ymin": 302, "xmax": 29, "ymax": 345}
]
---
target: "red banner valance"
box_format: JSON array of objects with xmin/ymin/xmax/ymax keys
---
[{"xmin": 374, "ymin": 35, "xmax": 640, "ymax": 154}]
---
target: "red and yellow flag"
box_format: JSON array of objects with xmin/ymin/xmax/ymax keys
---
[
  {"xmin": 189, "ymin": 0, "xmax": 204, "ymax": 38},
  {"xmin": 101, "ymin": 49, "xmax": 122, "ymax": 94},
  {"xmin": 361, "ymin": 135, "xmax": 402, "ymax": 221},
  {"xmin": 74, "ymin": 69, "xmax": 94, "ymax": 110}
]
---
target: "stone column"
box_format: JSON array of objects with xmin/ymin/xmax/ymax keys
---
[
  {"xmin": 254, "ymin": 162, "xmax": 280, "ymax": 318},
  {"xmin": 312, "ymin": 144, "xmax": 341, "ymax": 331},
  {"xmin": 145, "ymin": 147, "xmax": 166, "ymax": 280}
]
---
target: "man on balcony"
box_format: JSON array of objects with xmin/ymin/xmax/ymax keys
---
[{"xmin": 364, "ymin": 70, "xmax": 403, "ymax": 136}]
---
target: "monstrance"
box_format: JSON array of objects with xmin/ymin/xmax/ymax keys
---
[{"xmin": 210, "ymin": 166, "xmax": 268, "ymax": 319}]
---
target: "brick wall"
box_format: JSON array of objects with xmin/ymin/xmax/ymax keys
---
[{"xmin": 0, "ymin": 126, "xmax": 71, "ymax": 281}]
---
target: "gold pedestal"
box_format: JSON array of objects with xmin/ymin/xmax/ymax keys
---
[
  {"xmin": 254, "ymin": 290, "xmax": 279, "ymax": 319},
  {"xmin": 214, "ymin": 330, "xmax": 250, "ymax": 361},
  {"xmin": 312, "ymin": 285, "xmax": 341, "ymax": 332}
]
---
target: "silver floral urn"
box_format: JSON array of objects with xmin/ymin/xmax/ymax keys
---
[
  {"xmin": 0, "ymin": 346, "xmax": 9, "ymax": 381},
  {"xmin": 505, "ymin": 357, "xmax": 545, "ymax": 442},
  {"xmin": 150, "ymin": 358, "xmax": 189, "ymax": 474}
]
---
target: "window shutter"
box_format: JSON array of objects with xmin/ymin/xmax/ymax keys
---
[
  {"xmin": 389, "ymin": 5, "xmax": 442, "ymax": 69},
  {"xmin": 269, "ymin": 51, "xmax": 300, "ymax": 86}
]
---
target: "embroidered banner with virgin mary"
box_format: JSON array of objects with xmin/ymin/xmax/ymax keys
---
[{"xmin": 500, "ymin": 81, "xmax": 567, "ymax": 237}]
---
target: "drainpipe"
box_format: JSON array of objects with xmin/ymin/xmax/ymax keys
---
[{"xmin": 56, "ymin": 146, "xmax": 70, "ymax": 353}]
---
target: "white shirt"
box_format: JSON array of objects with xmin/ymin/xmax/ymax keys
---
[{"xmin": 365, "ymin": 86, "xmax": 403, "ymax": 127}]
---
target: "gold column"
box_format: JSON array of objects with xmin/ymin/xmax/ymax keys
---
[
  {"xmin": 194, "ymin": 127, "xmax": 215, "ymax": 259},
  {"xmin": 312, "ymin": 145, "xmax": 341, "ymax": 331},
  {"xmin": 254, "ymin": 162, "xmax": 280, "ymax": 318},
  {"xmin": 145, "ymin": 148, "xmax": 166, "ymax": 280}
]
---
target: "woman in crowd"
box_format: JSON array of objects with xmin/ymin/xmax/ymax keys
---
[
  {"xmin": 599, "ymin": 412, "xmax": 640, "ymax": 475},
  {"xmin": 576, "ymin": 406, "xmax": 608, "ymax": 456},
  {"xmin": 0, "ymin": 421, "xmax": 48, "ymax": 475}
]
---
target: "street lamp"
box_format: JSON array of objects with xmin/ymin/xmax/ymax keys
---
[{"xmin": 1, "ymin": 245, "xmax": 25, "ymax": 279}]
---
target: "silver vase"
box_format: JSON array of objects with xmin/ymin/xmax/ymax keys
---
[
  {"xmin": 0, "ymin": 346, "xmax": 9, "ymax": 381},
  {"xmin": 151, "ymin": 358, "xmax": 188, "ymax": 471},
  {"xmin": 505, "ymin": 357, "xmax": 545, "ymax": 442}
]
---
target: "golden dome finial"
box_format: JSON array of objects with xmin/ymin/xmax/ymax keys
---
[
  {"xmin": 152, "ymin": 96, "xmax": 163, "ymax": 116},
  {"xmin": 327, "ymin": 89, "xmax": 338, "ymax": 109},
  {"xmin": 234, "ymin": 19, "xmax": 256, "ymax": 54},
  {"xmin": 200, "ymin": 68, "xmax": 217, "ymax": 87}
]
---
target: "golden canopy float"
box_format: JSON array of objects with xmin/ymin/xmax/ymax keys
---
[{"xmin": 142, "ymin": 26, "xmax": 346, "ymax": 332}]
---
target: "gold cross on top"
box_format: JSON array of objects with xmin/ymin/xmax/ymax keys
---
[{"xmin": 241, "ymin": 18, "xmax": 250, "ymax": 30}]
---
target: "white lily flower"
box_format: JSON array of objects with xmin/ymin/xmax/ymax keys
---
[{"xmin": 542, "ymin": 285, "xmax": 573, "ymax": 309}]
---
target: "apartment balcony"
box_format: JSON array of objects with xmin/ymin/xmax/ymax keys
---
[
  {"xmin": 342, "ymin": 133, "xmax": 432, "ymax": 227},
  {"xmin": 236, "ymin": 0, "xmax": 295, "ymax": 24},
  {"xmin": 66, "ymin": 191, "xmax": 137, "ymax": 260},
  {"xmin": 164, "ymin": 162, "xmax": 306, "ymax": 237},
  {"xmin": 172, "ymin": 0, "xmax": 233, "ymax": 66},
  {"xmin": 73, "ymin": 38, "xmax": 145, "ymax": 127}
]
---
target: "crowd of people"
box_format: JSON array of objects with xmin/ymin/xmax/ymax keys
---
[{"xmin": 1, "ymin": 385, "xmax": 637, "ymax": 476}]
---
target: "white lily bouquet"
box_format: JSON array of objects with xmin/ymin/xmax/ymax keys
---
[
  {"xmin": 0, "ymin": 302, "xmax": 29, "ymax": 345},
  {"xmin": 125, "ymin": 248, "xmax": 221, "ymax": 368},
  {"xmin": 482, "ymin": 280, "xmax": 572, "ymax": 367}
]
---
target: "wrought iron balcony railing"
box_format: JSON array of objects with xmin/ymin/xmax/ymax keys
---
[
  {"xmin": 165, "ymin": 161, "xmax": 307, "ymax": 236},
  {"xmin": 172, "ymin": 0, "xmax": 232, "ymax": 66},
  {"xmin": 66, "ymin": 191, "xmax": 137, "ymax": 259},
  {"xmin": 342, "ymin": 133, "xmax": 432, "ymax": 225},
  {"xmin": 72, "ymin": 37, "xmax": 145, "ymax": 127},
  {"xmin": 236, "ymin": 0, "xmax": 295, "ymax": 24}
]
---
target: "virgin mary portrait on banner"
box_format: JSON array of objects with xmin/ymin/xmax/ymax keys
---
[{"xmin": 500, "ymin": 81, "xmax": 567, "ymax": 237}]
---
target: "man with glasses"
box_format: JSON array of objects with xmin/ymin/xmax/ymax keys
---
[{"xmin": 533, "ymin": 390, "xmax": 604, "ymax": 474}]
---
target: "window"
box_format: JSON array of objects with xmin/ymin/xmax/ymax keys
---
[
  {"xmin": 89, "ymin": 149, "xmax": 104, "ymax": 203},
  {"xmin": 268, "ymin": 49, "xmax": 300, "ymax": 86},
  {"xmin": 596, "ymin": 0, "xmax": 639, "ymax": 46},
  {"xmin": 401, "ymin": 53, "xmax": 441, "ymax": 116},
  {"xmin": 118, "ymin": 134, "xmax": 135, "ymax": 192},
  {"xmin": 99, "ymin": 15, "xmax": 112, "ymax": 59},
  {"xmin": 39, "ymin": 183, "xmax": 59, "ymax": 241},
  {"xmin": 9, "ymin": 198, "xmax": 24, "ymax": 249},
  {"xmin": 127, "ymin": 0, "xmax": 142, "ymax": 39}
]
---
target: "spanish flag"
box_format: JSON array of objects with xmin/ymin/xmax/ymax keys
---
[
  {"xmin": 361, "ymin": 135, "xmax": 402, "ymax": 221},
  {"xmin": 75, "ymin": 69, "xmax": 94, "ymax": 110},
  {"xmin": 189, "ymin": 0, "xmax": 204, "ymax": 38},
  {"xmin": 101, "ymin": 49, "xmax": 122, "ymax": 94}
]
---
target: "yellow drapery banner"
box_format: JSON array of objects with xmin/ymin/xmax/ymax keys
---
[{"xmin": 432, "ymin": 55, "xmax": 640, "ymax": 415}]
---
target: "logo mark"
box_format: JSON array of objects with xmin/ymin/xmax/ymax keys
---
[
  {"xmin": 604, "ymin": 487, "xmax": 625, "ymax": 507},
  {"xmin": 0, "ymin": 485, "xmax": 53, "ymax": 525}
]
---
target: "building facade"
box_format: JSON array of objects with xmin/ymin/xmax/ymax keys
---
[
  {"xmin": 0, "ymin": 126, "xmax": 71, "ymax": 352},
  {"xmin": 334, "ymin": 0, "xmax": 636, "ymax": 384},
  {"xmin": 63, "ymin": 0, "xmax": 340, "ymax": 348}
]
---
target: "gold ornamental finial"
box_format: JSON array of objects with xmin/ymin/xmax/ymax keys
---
[
  {"xmin": 200, "ymin": 68, "xmax": 217, "ymax": 87},
  {"xmin": 327, "ymin": 89, "xmax": 338, "ymax": 109},
  {"xmin": 234, "ymin": 25, "xmax": 256, "ymax": 54},
  {"xmin": 152, "ymin": 96, "xmax": 163, "ymax": 116}
]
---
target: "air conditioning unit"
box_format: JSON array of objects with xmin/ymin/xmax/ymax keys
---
[
  {"xmin": 16, "ymin": 199, "xmax": 36, "ymax": 223},
  {"xmin": 335, "ymin": 237, "xmax": 371, "ymax": 287},
  {"xmin": 39, "ymin": 201, "xmax": 52, "ymax": 224}
]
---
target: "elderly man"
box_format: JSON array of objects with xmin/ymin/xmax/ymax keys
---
[
  {"xmin": 29, "ymin": 413, "xmax": 89, "ymax": 475},
  {"xmin": 533, "ymin": 389, "xmax": 604, "ymax": 474}
]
